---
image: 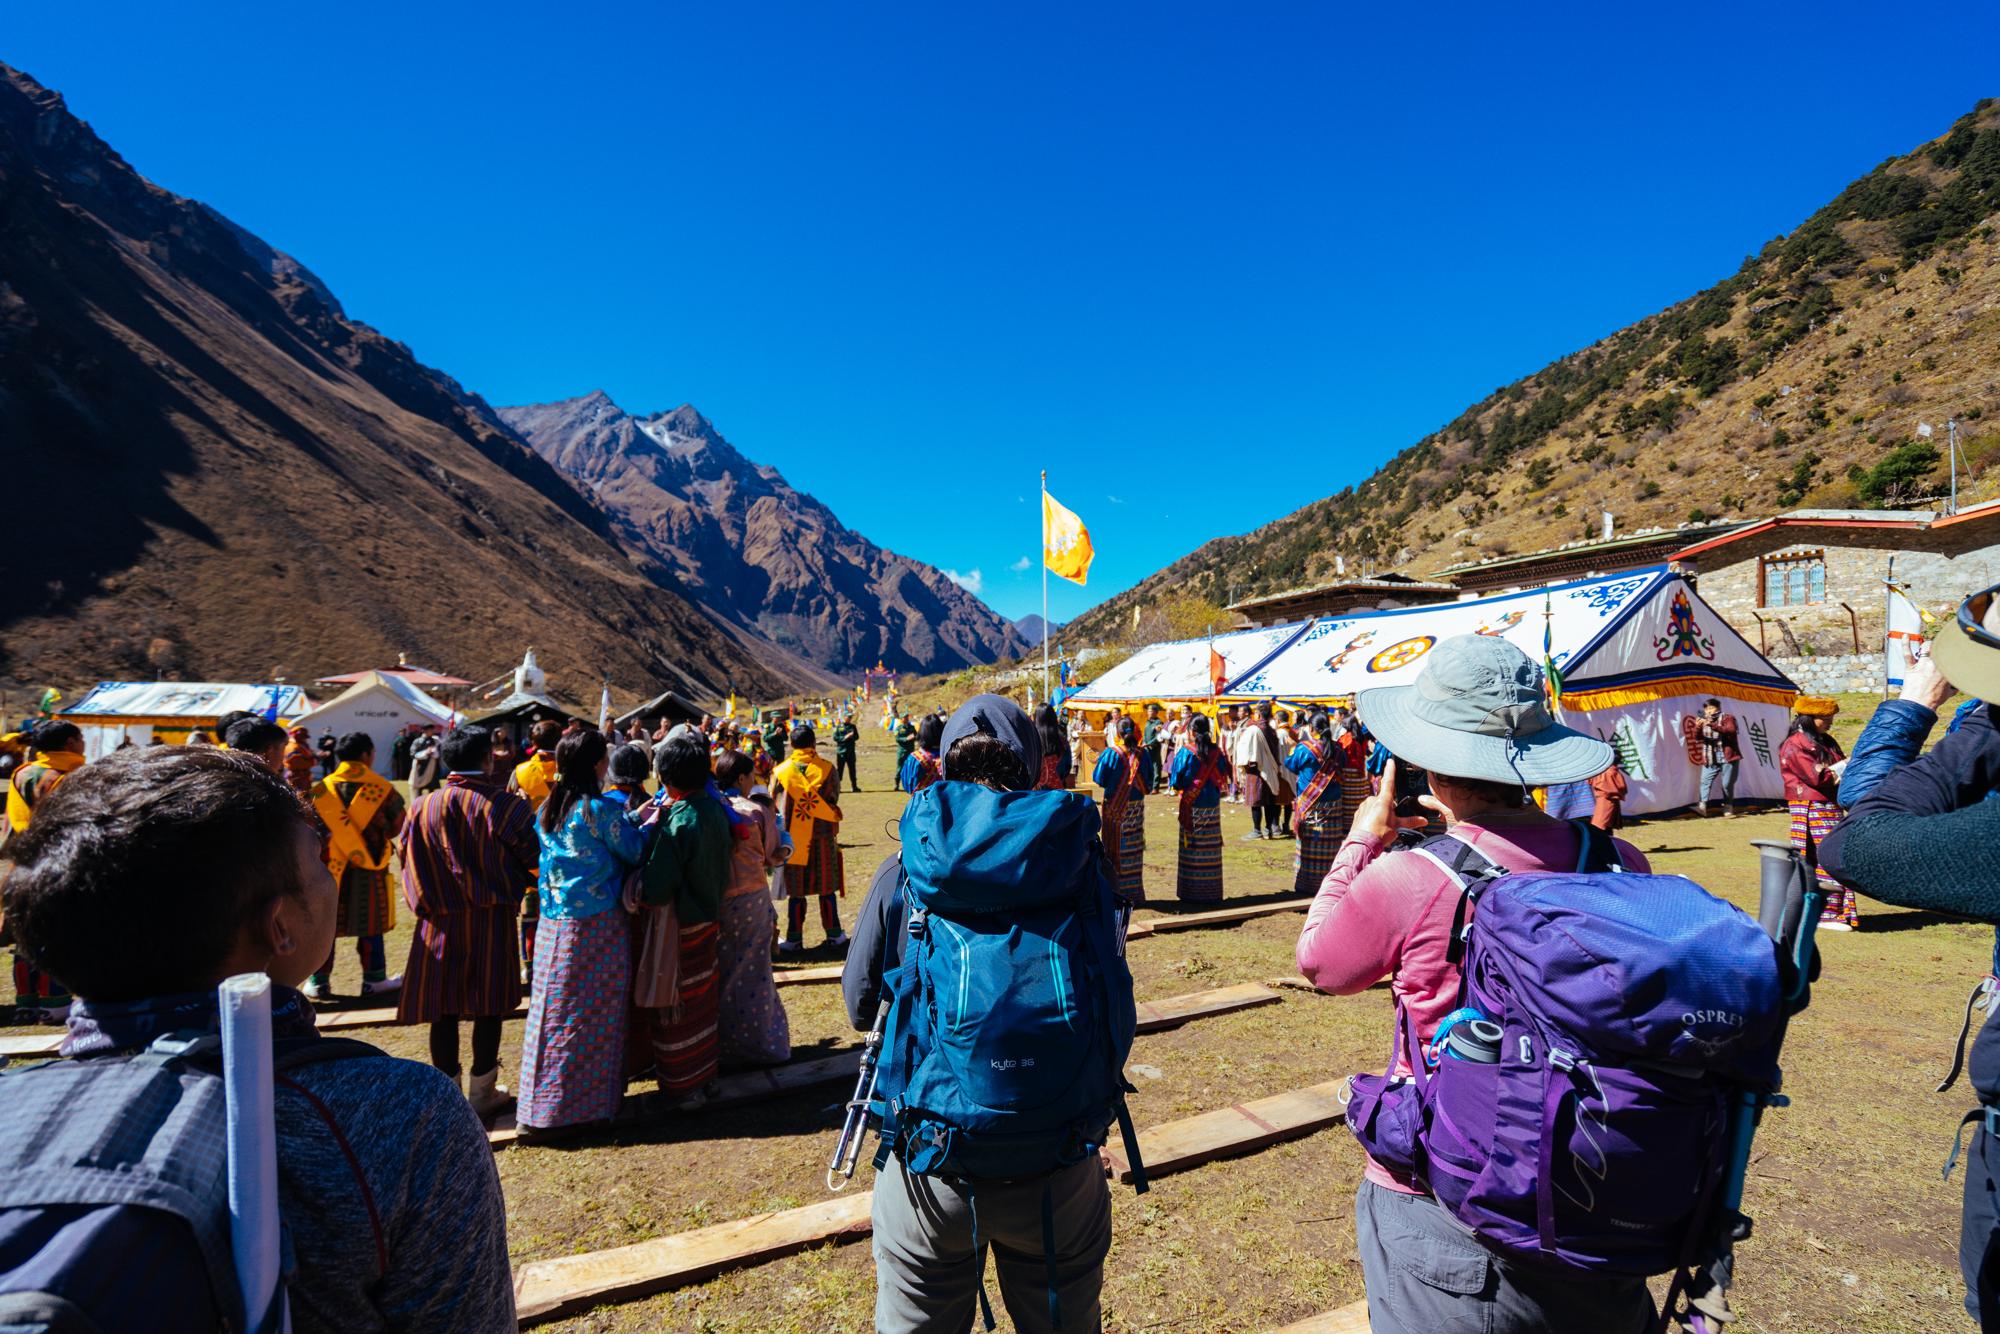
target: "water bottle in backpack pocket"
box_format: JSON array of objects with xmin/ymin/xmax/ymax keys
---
[{"xmin": 1346, "ymin": 822, "xmax": 1783, "ymax": 1276}]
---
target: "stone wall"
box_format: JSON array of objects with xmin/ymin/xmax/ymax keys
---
[
  {"xmin": 1764, "ymin": 652, "xmax": 1884, "ymax": 696},
  {"xmin": 1697, "ymin": 540, "xmax": 2000, "ymax": 657}
]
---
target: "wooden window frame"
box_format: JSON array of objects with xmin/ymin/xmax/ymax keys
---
[{"xmin": 1758, "ymin": 548, "xmax": 1827, "ymax": 609}]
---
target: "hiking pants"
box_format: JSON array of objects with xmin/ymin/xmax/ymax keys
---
[
  {"xmin": 1354, "ymin": 1180, "xmax": 1653, "ymax": 1334},
  {"xmin": 873, "ymin": 1153, "xmax": 1110, "ymax": 1334},
  {"xmin": 1698, "ymin": 759, "xmax": 1738, "ymax": 807},
  {"xmin": 836, "ymin": 749, "xmax": 859, "ymax": 791}
]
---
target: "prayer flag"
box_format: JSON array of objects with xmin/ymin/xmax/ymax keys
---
[
  {"xmin": 597, "ymin": 683, "xmax": 612, "ymax": 733},
  {"xmin": 1542, "ymin": 593, "xmax": 1564, "ymax": 713},
  {"xmin": 1043, "ymin": 490, "xmax": 1094, "ymax": 586},
  {"xmin": 1209, "ymin": 647, "xmax": 1228, "ymax": 697},
  {"xmin": 1886, "ymin": 581, "xmax": 1926, "ymax": 688}
]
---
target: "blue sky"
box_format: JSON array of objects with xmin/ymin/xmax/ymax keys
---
[{"xmin": 8, "ymin": 4, "xmax": 1991, "ymax": 621}]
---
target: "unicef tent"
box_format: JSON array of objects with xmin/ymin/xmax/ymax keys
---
[
  {"xmin": 1061, "ymin": 622, "xmax": 1312, "ymax": 713},
  {"xmin": 1218, "ymin": 567, "xmax": 1798, "ymax": 815},
  {"xmin": 289, "ymin": 671, "xmax": 455, "ymax": 769},
  {"xmin": 60, "ymin": 681, "xmax": 314, "ymax": 759}
]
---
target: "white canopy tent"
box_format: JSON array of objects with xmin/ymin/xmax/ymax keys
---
[
  {"xmin": 288, "ymin": 671, "xmax": 455, "ymax": 768},
  {"xmin": 1060, "ymin": 622, "xmax": 1313, "ymax": 712},
  {"xmin": 1218, "ymin": 567, "xmax": 1798, "ymax": 815},
  {"xmin": 60, "ymin": 682, "xmax": 314, "ymax": 760}
]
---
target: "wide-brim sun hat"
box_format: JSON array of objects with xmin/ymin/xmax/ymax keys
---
[
  {"xmin": 1356, "ymin": 633, "xmax": 1614, "ymax": 787},
  {"xmin": 1930, "ymin": 580, "xmax": 2000, "ymax": 703}
]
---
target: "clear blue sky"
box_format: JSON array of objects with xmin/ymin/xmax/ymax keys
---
[{"xmin": 8, "ymin": 4, "xmax": 1991, "ymax": 621}]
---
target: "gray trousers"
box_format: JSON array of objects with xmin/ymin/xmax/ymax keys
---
[
  {"xmin": 1354, "ymin": 1180, "xmax": 1654, "ymax": 1334},
  {"xmin": 872, "ymin": 1153, "xmax": 1110, "ymax": 1333}
]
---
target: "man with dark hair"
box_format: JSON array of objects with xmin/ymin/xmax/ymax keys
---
[
  {"xmin": 316, "ymin": 729, "xmax": 336, "ymax": 777},
  {"xmin": 632, "ymin": 733, "xmax": 731, "ymax": 1102},
  {"xmin": 214, "ymin": 710, "xmax": 256, "ymax": 748},
  {"xmin": 222, "ymin": 717, "xmax": 289, "ymax": 774},
  {"xmin": 843, "ymin": 694, "xmax": 1130, "ymax": 1331},
  {"xmin": 897, "ymin": 714, "xmax": 947, "ymax": 795},
  {"xmin": 833, "ymin": 711, "xmax": 861, "ymax": 792},
  {"xmin": 0, "ymin": 746, "xmax": 516, "ymax": 1328},
  {"xmin": 772, "ymin": 723, "xmax": 846, "ymax": 952},
  {"xmin": 305, "ymin": 733, "xmax": 405, "ymax": 1001},
  {"xmin": 396, "ymin": 726, "xmax": 535, "ymax": 1119},
  {"xmin": 3, "ymin": 722, "xmax": 86, "ymax": 1015},
  {"xmin": 1681, "ymin": 697, "xmax": 1741, "ymax": 818},
  {"xmin": 892, "ymin": 709, "xmax": 918, "ymax": 770}
]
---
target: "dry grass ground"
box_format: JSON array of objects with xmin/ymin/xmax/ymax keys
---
[{"xmin": 1, "ymin": 697, "xmax": 1985, "ymax": 1331}]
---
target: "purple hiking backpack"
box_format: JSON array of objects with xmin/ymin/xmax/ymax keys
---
[{"xmin": 1346, "ymin": 822, "xmax": 1784, "ymax": 1276}]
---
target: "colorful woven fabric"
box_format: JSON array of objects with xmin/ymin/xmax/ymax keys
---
[
  {"xmin": 334, "ymin": 865, "xmax": 397, "ymax": 938},
  {"xmin": 1791, "ymin": 798, "xmax": 1856, "ymax": 925},
  {"xmin": 1106, "ymin": 797, "xmax": 1147, "ymax": 904},
  {"xmin": 1176, "ymin": 803, "xmax": 1223, "ymax": 902},
  {"xmin": 1340, "ymin": 769, "xmax": 1373, "ymax": 814},
  {"xmin": 397, "ymin": 907, "xmax": 522, "ymax": 1023},
  {"xmin": 517, "ymin": 909, "xmax": 632, "ymax": 1130},
  {"xmin": 638, "ymin": 921, "xmax": 720, "ymax": 1094},
  {"xmin": 1293, "ymin": 809, "xmax": 1341, "ymax": 895},
  {"xmin": 783, "ymin": 818, "xmax": 845, "ymax": 899},
  {"xmin": 715, "ymin": 890, "xmax": 791, "ymax": 1067}
]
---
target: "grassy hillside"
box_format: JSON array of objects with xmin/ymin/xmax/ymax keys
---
[{"xmin": 1072, "ymin": 99, "xmax": 2000, "ymax": 641}]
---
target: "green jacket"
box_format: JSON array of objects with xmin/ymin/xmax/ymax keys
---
[
  {"xmin": 834, "ymin": 722, "xmax": 859, "ymax": 755},
  {"xmin": 640, "ymin": 790, "xmax": 732, "ymax": 924},
  {"xmin": 893, "ymin": 720, "xmax": 917, "ymax": 761}
]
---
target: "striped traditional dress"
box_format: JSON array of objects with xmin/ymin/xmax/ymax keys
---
[
  {"xmin": 1094, "ymin": 746, "xmax": 1151, "ymax": 905},
  {"xmin": 1287, "ymin": 740, "xmax": 1344, "ymax": 896},
  {"xmin": 645, "ymin": 922, "xmax": 721, "ymax": 1093},
  {"xmin": 396, "ymin": 775, "xmax": 539, "ymax": 1024},
  {"xmin": 1780, "ymin": 728, "xmax": 1854, "ymax": 927},
  {"xmin": 1171, "ymin": 745, "xmax": 1229, "ymax": 903}
]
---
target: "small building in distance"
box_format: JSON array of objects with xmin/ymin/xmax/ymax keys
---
[
  {"xmin": 1227, "ymin": 573, "xmax": 1461, "ymax": 629},
  {"xmin": 1437, "ymin": 520, "xmax": 1747, "ymax": 597}
]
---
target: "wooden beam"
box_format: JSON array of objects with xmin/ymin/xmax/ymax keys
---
[
  {"xmin": 1125, "ymin": 899, "xmax": 1307, "ymax": 941},
  {"xmin": 0, "ymin": 1033, "xmax": 61, "ymax": 1059},
  {"xmin": 1101, "ymin": 1079, "xmax": 1346, "ymax": 1183},
  {"xmin": 1268, "ymin": 1300, "xmax": 1371, "ymax": 1334},
  {"xmin": 773, "ymin": 963, "xmax": 844, "ymax": 988},
  {"xmin": 1134, "ymin": 982, "xmax": 1278, "ymax": 1032},
  {"xmin": 514, "ymin": 1193, "xmax": 875, "ymax": 1325}
]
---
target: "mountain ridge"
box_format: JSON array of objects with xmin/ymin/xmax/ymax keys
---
[{"xmin": 497, "ymin": 392, "xmax": 1028, "ymax": 675}]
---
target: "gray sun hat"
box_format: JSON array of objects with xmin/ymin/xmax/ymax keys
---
[{"xmin": 1355, "ymin": 634, "xmax": 1613, "ymax": 787}]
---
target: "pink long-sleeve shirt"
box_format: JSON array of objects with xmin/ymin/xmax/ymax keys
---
[{"xmin": 1295, "ymin": 810, "xmax": 1649, "ymax": 1192}]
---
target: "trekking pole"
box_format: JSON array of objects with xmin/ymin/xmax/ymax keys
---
[
  {"xmin": 220, "ymin": 973, "xmax": 289, "ymax": 1334},
  {"xmin": 827, "ymin": 1001, "xmax": 890, "ymax": 1191},
  {"xmin": 1670, "ymin": 841, "xmax": 1822, "ymax": 1333}
]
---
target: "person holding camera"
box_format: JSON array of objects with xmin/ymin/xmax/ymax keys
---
[
  {"xmin": 1294, "ymin": 634, "xmax": 1653, "ymax": 1333},
  {"xmin": 1680, "ymin": 698, "xmax": 1741, "ymax": 817}
]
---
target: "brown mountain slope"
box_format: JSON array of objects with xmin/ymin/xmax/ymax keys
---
[
  {"xmin": 1071, "ymin": 99, "xmax": 2000, "ymax": 641},
  {"xmin": 0, "ymin": 62, "xmax": 792, "ymax": 701},
  {"xmin": 498, "ymin": 393, "xmax": 1028, "ymax": 675}
]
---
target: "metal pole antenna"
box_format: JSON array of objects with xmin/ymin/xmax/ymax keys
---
[
  {"xmin": 1950, "ymin": 418, "xmax": 1960, "ymax": 516},
  {"xmin": 1042, "ymin": 469, "xmax": 1050, "ymax": 703}
]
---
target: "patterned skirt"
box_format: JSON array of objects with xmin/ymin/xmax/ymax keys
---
[
  {"xmin": 1790, "ymin": 799, "xmax": 1856, "ymax": 925},
  {"xmin": 1340, "ymin": 769, "xmax": 1373, "ymax": 815},
  {"xmin": 1293, "ymin": 805, "xmax": 1342, "ymax": 895},
  {"xmin": 784, "ymin": 819, "xmax": 846, "ymax": 899},
  {"xmin": 1176, "ymin": 805, "xmax": 1224, "ymax": 903},
  {"xmin": 335, "ymin": 866, "xmax": 396, "ymax": 938},
  {"xmin": 397, "ymin": 907, "xmax": 522, "ymax": 1023},
  {"xmin": 517, "ymin": 909, "xmax": 632, "ymax": 1130},
  {"xmin": 716, "ymin": 891, "xmax": 791, "ymax": 1068},
  {"xmin": 637, "ymin": 921, "xmax": 720, "ymax": 1095},
  {"xmin": 1107, "ymin": 800, "xmax": 1147, "ymax": 905}
]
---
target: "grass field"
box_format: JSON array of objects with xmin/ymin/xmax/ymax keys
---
[{"xmin": 3, "ymin": 695, "xmax": 1986, "ymax": 1331}]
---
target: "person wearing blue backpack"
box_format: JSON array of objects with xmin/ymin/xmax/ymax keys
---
[
  {"xmin": 0, "ymin": 745, "xmax": 514, "ymax": 1331},
  {"xmin": 842, "ymin": 693, "xmax": 1143, "ymax": 1333},
  {"xmin": 1297, "ymin": 634, "xmax": 1788, "ymax": 1334}
]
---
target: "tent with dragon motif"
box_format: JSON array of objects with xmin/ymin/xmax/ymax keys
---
[{"xmin": 1216, "ymin": 566, "xmax": 1798, "ymax": 815}]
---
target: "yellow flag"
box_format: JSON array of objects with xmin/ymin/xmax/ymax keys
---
[{"xmin": 1043, "ymin": 489, "xmax": 1094, "ymax": 586}]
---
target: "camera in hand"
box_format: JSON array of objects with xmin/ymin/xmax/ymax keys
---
[{"xmin": 1392, "ymin": 758, "xmax": 1431, "ymax": 818}]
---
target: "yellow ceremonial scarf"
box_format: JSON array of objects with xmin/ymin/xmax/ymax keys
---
[
  {"xmin": 6, "ymin": 751, "xmax": 84, "ymax": 833},
  {"xmin": 314, "ymin": 761, "xmax": 394, "ymax": 878},
  {"xmin": 772, "ymin": 747, "xmax": 839, "ymax": 866},
  {"xmin": 513, "ymin": 752, "xmax": 557, "ymax": 809}
]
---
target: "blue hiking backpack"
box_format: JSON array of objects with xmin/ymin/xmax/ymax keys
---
[
  {"xmin": 0, "ymin": 1030, "xmax": 381, "ymax": 1333},
  {"xmin": 871, "ymin": 782, "xmax": 1148, "ymax": 1188}
]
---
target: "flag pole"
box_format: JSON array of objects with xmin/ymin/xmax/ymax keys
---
[{"xmin": 1041, "ymin": 469, "xmax": 1050, "ymax": 703}]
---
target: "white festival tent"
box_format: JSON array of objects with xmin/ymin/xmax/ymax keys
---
[
  {"xmin": 59, "ymin": 682, "xmax": 315, "ymax": 759},
  {"xmin": 1061, "ymin": 622, "xmax": 1313, "ymax": 710},
  {"xmin": 1217, "ymin": 566, "xmax": 1799, "ymax": 816},
  {"xmin": 288, "ymin": 670, "xmax": 455, "ymax": 768}
]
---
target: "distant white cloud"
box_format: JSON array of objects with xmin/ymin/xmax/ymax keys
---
[
  {"xmin": 1106, "ymin": 494, "xmax": 1126, "ymax": 504},
  {"xmin": 1009, "ymin": 555, "xmax": 1032, "ymax": 573},
  {"xmin": 943, "ymin": 567, "xmax": 984, "ymax": 595}
]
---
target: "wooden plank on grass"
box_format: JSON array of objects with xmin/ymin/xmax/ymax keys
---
[
  {"xmin": 773, "ymin": 963, "xmax": 844, "ymax": 987},
  {"xmin": 0, "ymin": 1033, "xmax": 62, "ymax": 1058},
  {"xmin": 1125, "ymin": 899, "xmax": 1307, "ymax": 941},
  {"xmin": 1101, "ymin": 1078, "xmax": 1346, "ymax": 1183},
  {"xmin": 514, "ymin": 1193, "xmax": 875, "ymax": 1324},
  {"xmin": 489, "ymin": 1048, "xmax": 865, "ymax": 1148},
  {"xmin": 1268, "ymin": 1300, "xmax": 1371, "ymax": 1334},
  {"xmin": 1134, "ymin": 982, "xmax": 1278, "ymax": 1032}
]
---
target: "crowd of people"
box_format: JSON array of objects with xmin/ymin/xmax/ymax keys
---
[{"xmin": 9, "ymin": 597, "xmax": 2000, "ymax": 1332}]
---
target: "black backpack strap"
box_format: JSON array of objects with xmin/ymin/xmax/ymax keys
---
[{"xmin": 1571, "ymin": 819, "xmax": 1624, "ymax": 874}]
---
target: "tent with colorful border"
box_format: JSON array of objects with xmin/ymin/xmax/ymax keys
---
[
  {"xmin": 59, "ymin": 681, "xmax": 314, "ymax": 759},
  {"xmin": 1217, "ymin": 566, "xmax": 1797, "ymax": 815},
  {"xmin": 1060, "ymin": 622, "xmax": 1313, "ymax": 713}
]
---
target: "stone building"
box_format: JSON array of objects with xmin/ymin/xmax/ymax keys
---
[
  {"xmin": 1227, "ymin": 573, "xmax": 1459, "ymax": 628},
  {"xmin": 1437, "ymin": 520, "xmax": 1744, "ymax": 596}
]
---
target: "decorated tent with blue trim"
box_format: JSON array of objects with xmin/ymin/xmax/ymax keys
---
[
  {"xmin": 1217, "ymin": 567, "xmax": 1797, "ymax": 815},
  {"xmin": 1061, "ymin": 622, "xmax": 1313, "ymax": 711},
  {"xmin": 60, "ymin": 681, "xmax": 315, "ymax": 759}
]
